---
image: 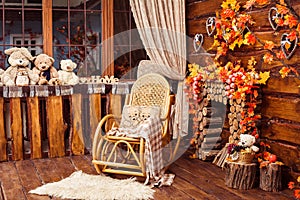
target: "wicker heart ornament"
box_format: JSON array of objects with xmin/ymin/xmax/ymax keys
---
[
  {"xmin": 193, "ymin": 33, "xmax": 203, "ymax": 53},
  {"xmin": 281, "ymin": 33, "xmax": 298, "ymax": 59},
  {"xmin": 268, "ymin": 7, "xmax": 282, "ymax": 31},
  {"xmin": 206, "ymin": 17, "xmax": 216, "ymax": 36}
]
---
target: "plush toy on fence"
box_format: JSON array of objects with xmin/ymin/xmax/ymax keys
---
[
  {"xmin": 33, "ymin": 54, "xmax": 61, "ymax": 85},
  {"xmin": 58, "ymin": 59, "xmax": 79, "ymax": 85},
  {"xmin": 0, "ymin": 69, "xmax": 4, "ymax": 86},
  {"xmin": 229, "ymin": 134, "xmax": 259, "ymax": 162},
  {"xmin": 2, "ymin": 47, "xmax": 39, "ymax": 86}
]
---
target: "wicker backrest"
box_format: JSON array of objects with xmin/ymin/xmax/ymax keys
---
[{"xmin": 129, "ymin": 73, "xmax": 170, "ymax": 119}]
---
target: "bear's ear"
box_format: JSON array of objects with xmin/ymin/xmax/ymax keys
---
[
  {"xmin": 20, "ymin": 47, "xmax": 34, "ymax": 61},
  {"xmin": 60, "ymin": 60, "xmax": 66, "ymax": 66},
  {"xmin": 4, "ymin": 47, "xmax": 19, "ymax": 55},
  {"xmin": 71, "ymin": 61, "xmax": 77, "ymax": 69},
  {"xmin": 49, "ymin": 56, "xmax": 55, "ymax": 64}
]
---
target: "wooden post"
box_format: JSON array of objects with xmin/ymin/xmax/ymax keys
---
[
  {"xmin": 46, "ymin": 96, "xmax": 66, "ymax": 157},
  {"xmin": 260, "ymin": 163, "xmax": 282, "ymax": 192},
  {"xmin": 42, "ymin": 0, "xmax": 53, "ymax": 56},
  {"xmin": 71, "ymin": 94, "xmax": 85, "ymax": 155},
  {"xmin": 225, "ymin": 161, "xmax": 257, "ymax": 190},
  {"xmin": 10, "ymin": 98, "xmax": 23, "ymax": 160},
  {"xmin": 0, "ymin": 98, "xmax": 7, "ymax": 161},
  {"xmin": 101, "ymin": 0, "xmax": 114, "ymax": 76},
  {"xmin": 89, "ymin": 94, "xmax": 101, "ymax": 142},
  {"xmin": 27, "ymin": 97, "xmax": 42, "ymax": 159}
]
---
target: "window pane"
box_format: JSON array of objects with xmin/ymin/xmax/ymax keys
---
[
  {"xmin": 70, "ymin": 11, "xmax": 85, "ymax": 45},
  {"xmin": 5, "ymin": 10, "xmax": 22, "ymax": 45},
  {"xmin": 53, "ymin": 10, "xmax": 68, "ymax": 45},
  {"xmin": 87, "ymin": 0, "xmax": 101, "ymax": 11},
  {"xmin": 87, "ymin": 11, "xmax": 101, "ymax": 44}
]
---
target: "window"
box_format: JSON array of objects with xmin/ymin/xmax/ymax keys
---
[{"xmin": 0, "ymin": 0, "xmax": 145, "ymax": 78}]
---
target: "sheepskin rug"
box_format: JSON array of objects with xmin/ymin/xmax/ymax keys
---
[{"xmin": 29, "ymin": 170, "xmax": 154, "ymax": 200}]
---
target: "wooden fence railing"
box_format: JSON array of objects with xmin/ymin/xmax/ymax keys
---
[{"xmin": 0, "ymin": 82, "xmax": 133, "ymax": 161}]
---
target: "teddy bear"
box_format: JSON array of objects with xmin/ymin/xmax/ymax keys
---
[
  {"xmin": 229, "ymin": 134, "xmax": 259, "ymax": 162},
  {"xmin": 58, "ymin": 59, "xmax": 79, "ymax": 85},
  {"xmin": 2, "ymin": 47, "xmax": 39, "ymax": 86},
  {"xmin": 0, "ymin": 68, "xmax": 4, "ymax": 86},
  {"xmin": 32, "ymin": 53, "xmax": 61, "ymax": 85}
]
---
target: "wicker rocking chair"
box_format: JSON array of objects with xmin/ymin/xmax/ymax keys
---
[{"xmin": 92, "ymin": 73, "xmax": 180, "ymax": 177}]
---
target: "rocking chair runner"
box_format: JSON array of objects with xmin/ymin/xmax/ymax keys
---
[{"xmin": 92, "ymin": 73, "xmax": 180, "ymax": 178}]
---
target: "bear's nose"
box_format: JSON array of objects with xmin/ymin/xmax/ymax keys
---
[{"xmin": 19, "ymin": 60, "xmax": 23, "ymax": 63}]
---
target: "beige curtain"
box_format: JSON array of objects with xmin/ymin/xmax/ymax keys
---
[{"xmin": 130, "ymin": 0, "xmax": 188, "ymax": 138}]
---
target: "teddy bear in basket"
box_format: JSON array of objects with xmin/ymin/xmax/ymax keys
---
[
  {"xmin": 2, "ymin": 47, "xmax": 39, "ymax": 86},
  {"xmin": 58, "ymin": 59, "xmax": 79, "ymax": 85},
  {"xmin": 229, "ymin": 134, "xmax": 259, "ymax": 163},
  {"xmin": 32, "ymin": 53, "xmax": 61, "ymax": 85}
]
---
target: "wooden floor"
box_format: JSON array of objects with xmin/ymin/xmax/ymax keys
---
[{"xmin": 0, "ymin": 151, "xmax": 293, "ymax": 200}]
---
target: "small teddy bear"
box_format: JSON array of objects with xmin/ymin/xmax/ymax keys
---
[
  {"xmin": 0, "ymin": 68, "xmax": 4, "ymax": 86},
  {"xmin": 58, "ymin": 59, "xmax": 79, "ymax": 85},
  {"xmin": 32, "ymin": 53, "xmax": 61, "ymax": 85},
  {"xmin": 2, "ymin": 47, "xmax": 39, "ymax": 86},
  {"xmin": 229, "ymin": 134, "xmax": 259, "ymax": 161}
]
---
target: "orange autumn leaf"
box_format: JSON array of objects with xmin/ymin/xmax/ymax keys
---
[
  {"xmin": 297, "ymin": 176, "xmax": 300, "ymax": 183},
  {"xmin": 294, "ymin": 189, "xmax": 300, "ymax": 199},
  {"xmin": 288, "ymin": 182, "xmax": 295, "ymax": 189},
  {"xmin": 264, "ymin": 41, "xmax": 275, "ymax": 50},
  {"xmin": 276, "ymin": 51, "xmax": 285, "ymax": 59},
  {"xmin": 259, "ymin": 161, "xmax": 270, "ymax": 168},
  {"xmin": 263, "ymin": 53, "xmax": 274, "ymax": 64},
  {"xmin": 244, "ymin": 0, "xmax": 255, "ymax": 10},
  {"xmin": 279, "ymin": 66, "xmax": 291, "ymax": 78},
  {"xmin": 276, "ymin": 4, "xmax": 289, "ymax": 15}
]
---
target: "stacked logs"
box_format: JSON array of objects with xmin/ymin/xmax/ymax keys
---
[{"xmin": 194, "ymin": 81, "xmax": 227, "ymax": 160}]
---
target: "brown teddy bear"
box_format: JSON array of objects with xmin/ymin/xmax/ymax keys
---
[
  {"xmin": 2, "ymin": 47, "xmax": 39, "ymax": 86},
  {"xmin": 32, "ymin": 53, "xmax": 61, "ymax": 85}
]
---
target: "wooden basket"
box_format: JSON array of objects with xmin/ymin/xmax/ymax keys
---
[{"xmin": 238, "ymin": 151, "xmax": 255, "ymax": 164}]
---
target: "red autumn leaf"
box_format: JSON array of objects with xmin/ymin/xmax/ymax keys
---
[
  {"xmin": 244, "ymin": 32, "xmax": 256, "ymax": 45},
  {"xmin": 287, "ymin": 30, "xmax": 298, "ymax": 41},
  {"xmin": 221, "ymin": 9, "xmax": 235, "ymax": 19},
  {"xmin": 275, "ymin": 18, "xmax": 284, "ymax": 26},
  {"xmin": 288, "ymin": 182, "xmax": 295, "ymax": 189},
  {"xmin": 284, "ymin": 15, "xmax": 298, "ymax": 28},
  {"xmin": 294, "ymin": 189, "xmax": 300, "ymax": 199}
]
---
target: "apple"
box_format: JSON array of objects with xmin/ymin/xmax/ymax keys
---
[{"xmin": 269, "ymin": 154, "xmax": 277, "ymax": 163}]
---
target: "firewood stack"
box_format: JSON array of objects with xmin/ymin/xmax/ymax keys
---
[{"xmin": 195, "ymin": 80, "xmax": 227, "ymax": 160}]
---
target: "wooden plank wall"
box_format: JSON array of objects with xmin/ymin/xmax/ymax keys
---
[{"xmin": 187, "ymin": 0, "xmax": 300, "ymax": 179}]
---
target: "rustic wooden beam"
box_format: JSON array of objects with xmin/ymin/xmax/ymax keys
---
[
  {"xmin": 27, "ymin": 97, "xmax": 42, "ymax": 159},
  {"xmin": 70, "ymin": 94, "xmax": 84, "ymax": 155},
  {"xmin": 0, "ymin": 98, "xmax": 7, "ymax": 161},
  {"xmin": 101, "ymin": 0, "xmax": 114, "ymax": 76},
  {"xmin": 42, "ymin": 0, "xmax": 53, "ymax": 56},
  {"xmin": 10, "ymin": 98, "xmax": 23, "ymax": 161},
  {"xmin": 89, "ymin": 94, "xmax": 101, "ymax": 142},
  {"xmin": 46, "ymin": 96, "xmax": 66, "ymax": 157}
]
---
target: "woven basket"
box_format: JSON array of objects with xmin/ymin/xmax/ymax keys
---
[{"xmin": 238, "ymin": 151, "xmax": 255, "ymax": 164}]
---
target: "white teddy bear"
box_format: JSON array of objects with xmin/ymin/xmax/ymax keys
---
[
  {"xmin": 58, "ymin": 59, "xmax": 79, "ymax": 85},
  {"xmin": 229, "ymin": 134, "xmax": 259, "ymax": 161}
]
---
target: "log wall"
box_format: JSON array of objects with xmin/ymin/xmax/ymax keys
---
[{"xmin": 187, "ymin": 0, "xmax": 300, "ymax": 180}]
